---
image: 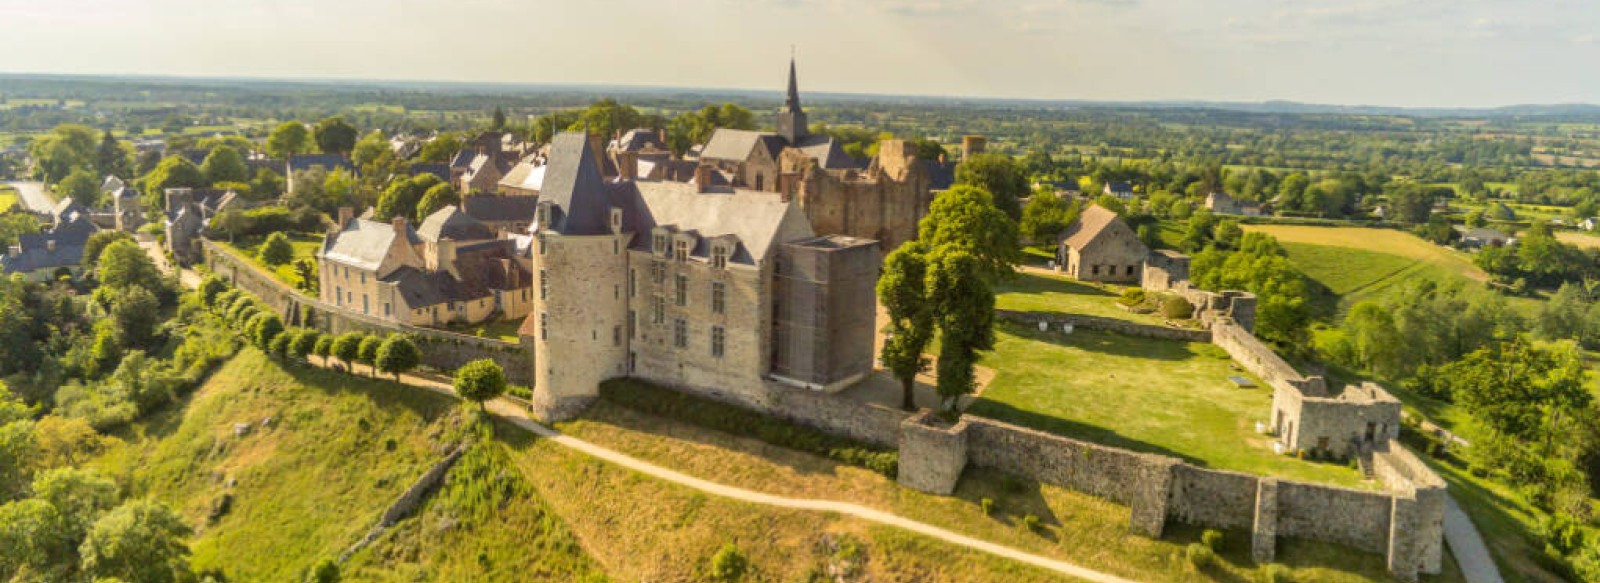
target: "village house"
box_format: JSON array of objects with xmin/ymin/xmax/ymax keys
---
[
  {"xmin": 1104, "ymin": 181, "xmax": 1135, "ymax": 200},
  {"xmin": 522, "ymin": 131, "xmax": 880, "ymax": 421},
  {"xmin": 1055, "ymin": 204, "xmax": 1150, "ymax": 283},
  {"xmin": 1, "ymin": 212, "xmax": 97, "ymax": 281},
  {"xmin": 164, "ymin": 188, "xmax": 242, "ymax": 265}
]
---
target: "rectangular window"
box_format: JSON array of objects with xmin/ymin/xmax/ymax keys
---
[
  {"xmin": 335, "ymin": 286, "xmax": 342, "ymax": 306},
  {"xmin": 652, "ymin": 297, "xmax": 664, "ymax": 324},
  {"xmin": 713, "ymin": 247, "xmax": 728, "ymax": 269},
  {"xmin": 628, "ymin": 310, "xmax": 636, "ymax": 338},
  {"xmin": 362, "ymin": 295, "xmax": 369, "ymax": 315},
  {"xmin": 653, "ymin": 234, "xmax": 667, "ymax": 254},
  {"xmin": 613, "ymin": 325, "xmax": 621, "ymax": 346},
  {"xmin": 711, "ymin": 282, "xmax": 725, "ymax": 314},
  {"xmin": 673, "ymin": 318, "xmax": 687, "ymax": 348},
  {"xmin": 384, "ymin": 303, "xmax": 391, "ymax": 317},
  {"xmin": 711, "ymin": 325, "xmax": 725, "ymax": 358},
  {"xmin": 675, "ymin": 240, "xmax": 689, "ymax": 262},
  {"xmin": 360, "ymin": 272, "xmax": 366, "ymax": 284},
  {"xmin": 651, "ymin": 261, "xmax": 665, "ymax": 284},
  {"xmin": 539, "ymin": 269, "xmax": 548, "ymax": 299},
  {"xmin": 628, "ymin": 269, "xmax": 637, "ymax": 297},
  {"xmin": 675, "ymin": 274, "xmax": 688, "ymax": 306},
  {"xmin": 540, "ymin": 312, "xmax": 548, "ymax": 340}
]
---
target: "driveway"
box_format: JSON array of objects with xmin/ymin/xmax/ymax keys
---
[{"xmin": 4, "ymin": 181, "xmax": 55, "ymax": 212}]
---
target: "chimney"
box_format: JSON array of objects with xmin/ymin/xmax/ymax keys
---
[
  {"xmin": 777, "ymin": 173, "xmax": 799, "ymax": 203},
  {"xmin": 46, "ymin": 239, "xmax": 55, "ymax": 252},
  {"xmin": 337, "ymin": 206, "xmax": 354, "ymax": 229},
  {"xmin": 392, "ymin": 216, "xmax": 407, "ymax": 236},
  {"xmin": 7, "ymin": 245, "xmax": 18, "ymax": 258},
  {"xmin": 937, "ymin": 152, "xmax": 947, "ymax": 165},
  {"xmin": 694, "ymin": 164, "xmax": 715, "ymax": 193},
  {"xmin": 618, "ymin": 151, "xmax": 638, "ymax": 181}
]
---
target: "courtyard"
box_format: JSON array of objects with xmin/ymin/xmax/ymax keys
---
[{"xmin": 967, "ymin": 322, "xmax": 1372, "ymax": 488}]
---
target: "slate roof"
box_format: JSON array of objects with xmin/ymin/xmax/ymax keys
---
[
  {"xmin": 1061, "ymin": 204, "xmax": 1130, "ymax": 250},
  {"xmin": 498, "ymin": 161, "xmax": 545, "ymax": 192},
  {"xmin": 793, "ymin": 134, "xmax": 856, "ymax": 169},
  {"xmin": 417, "ymin": 206, "xmax": 494, "ymax": 242},
  {"xmin": 611, "ymin": 129, "xmax": 663, "ymax": 152},
  {"xmin": 449, "ymin": 149, "xmax": 476, "ymax": 170},
  {"xmin": 409, "ymin": 163, "xmax": 451, "ymax": 183},
  {"xmin": 923, "ymin": 160, "xmax": 957, "ymax": 191},
  {"xmin": 52, "ymin": 198, "xmax": 89, "ymax": 223},
  {"xmin": 320, "ymin": 218, "xmax": 422, "ymax": 272},
  {"xmin": 3, "ymin": 215, "xmax": 97, "ymax": 274},
  {"xmin": 100, "ymin": 175, "xmax": 125, "ymax": 193},
  {"xmin": 640, "ymin": 158, "xmax": 700, "ymax": 182},
  {"xmin": 288, "ymin": 154, "xmax": 354, "ymax": 174},
  {"xmin": 618, "ymin": 180, "xmax": 815, "ymax": 263},
  {"xmin": 381, "ymin": 241, "xmax": 529, "ymax": 309},
  {"xmin": 462, "ymin": 195, "xmax": 538, "ymax": 225},
  {"xmin": 540, "ymin": 132, "xmax": 616, "ymax": 235},
  {"xmin": 701, "ymin": 129, "xmax": 783, "ymax": 162},
  {"xmin": 1106, "ymin": 181, "xmax": 1134, "ymax": 194}
]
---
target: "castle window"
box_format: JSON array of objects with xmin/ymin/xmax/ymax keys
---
[
  {"xmin": 712, "ymin": 245, "xmax": 728, "ymax": 269},
  {"xmin": 653, "ymin": 234, "xmax": 667, "ymax": 255},
  {"xmin": 711, "ymin": 326, "xmax": 725, "ymax": 358},
  {"xmin": 674, "ymin": 240, "xmax": 689, "ymax": 262},
  {"xmin": 628, "ymin": 310, "xmax": 636, "ymax": 338},
  {"xmin": 673, "ymin": 318, "xmax": 687, "ymax": 348},
  {"xmin": 651, "ymin": 261, "xmax": 665, "ymax": 285},
  {"xmin": 1126, "ymin": 265, "xmax": 1135, "ymax": 276},
  {"xmin": 629, "ymin": 269, "xmax": 637, "ymax": 297},
  {"xmin": 384, "ymin": 303, "xmax": 391, "ymax": 317},
  {"xmin": 652, "ymin": 297, "xmax": 665, "ymax": 324},
  {"xmin": 614, "ymin": 239, "xmax": 619, "ymax": 254},
  {"xmin": 613, "ymin": 325, "xmax": 622, "ymax": 346},
  {"xmin": 711, "ymin": 282, "xmax": 725, "ymax": 314},
  {"xmin": 1091, "ymin": 265, "xmax": 1100, "ymax": 276},
  {"xmin": 540, "ymin": 312, "xmax": 548, "ymax": 340},
  {"xmin": 610, "ymin": 207, "xmax": 623, "ymax": 232},
  {"xmin": 539, "ymin": 269, "xmax": 548, "ymax": 299},
  {"xmin": 675, "ymin": 274, "xmax": 688, "ymax": 306}
]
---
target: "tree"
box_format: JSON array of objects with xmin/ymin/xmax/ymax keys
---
[
  {"xmin": 1019, "ymin": 192, "xmax": 1078, "ymax": 245},
  {"xmin": 80, "ymin": 499, "xmax": 193, "ymax": 583},
  {"xmin": 82, "ymin": 231, "xmax": 136, "ymax": 273},
  {"xmin": 95, "ymin": 130, "xmax": 129, "ymax": 179},
  {"xmin": 57, "ymin": 167, "xmax": 102, "ymax": 208},
  {"xmin": 1390, "ymin": 184, "xmax": 1438, "ymax": 224},
  {"xmin": 916, "ymin": 185, "xmax": 1020, "ymax": 282},
  {"xmin": 197, "ymin": 276, "xmax": 228, "ymax": 310},
  {"xmin": 927, "ymin": 249, "xmax": 995, "ymax": 418},
  {"xmin": 492, "ymin": 106, "xmax": 507, "ymax": 131},
  {"xmin": 290, "ymin": 329, "xmax": 320, "ymax": 361},
  {"xmin": 250, "ymin": 313, "xmax": 284, "ymax": 350},
  {"xmin": 375, "ymin": 335, "xmax": 421, "ymax": 380},
  {"xmin": 258, "ymin": 232, "xmax": 294, "ymax": 267},
  {"xmin": 265, "ymin": 121, "xmax": 312, "ymax": 160},
  {"xmin": 107, "ymin": 286, "xmax": 160, "ymax": 350},
  {"xmin": 199, "ymin": 145, "xmax": 248, "ymax": 186},
  {"xmin": 877, "ymin": 242, "xmax": 935, "ymax": 411},
  {"xmin": 417, "ymin": 133, "xmax": 463, "ymax": 163},
  {"xmin": 97, "ymin": 240, "xmax": 163, "ymax": 292},
  {"xmin": 375, "ymin": 174, "xmax": 443, "ymax": 222},
  {"xmin": 29, "ymin": 124, "xmax": 97, "ymax": 184},
  {"xmin": 313, "ymin": 117, "xmax": 359, "ymax": 155},
  {"xmin": 32, "ymin": 467, "xmax": 118, "ymax": 544},
  {"xmin": 140, "ymin": 156, "xmax": 205, "ymax": 210},
  {"xmin": 415, "ymin": 183, "xmax": 460, "ymax": 221},
  {"xmin": 250, "ymin": 167, "xmax": 286, "ymax": 200},
  {"xmin": 954, "ymin": 153, "xmax": 1029, "ymax": 220},
  {"xmin": 0, "ymin": 498, "xmax": 70, "ymax": 577},
  {"xmin": 331, "ymin": 333, "xmax": 363, "ymax": 372},
  {"xmin": 357, "ymin": 335, "xmax": 383, "ymax": 375},
  {"xmin": 313, "ymin": 334, "xmax": 334, "ymax": 360},
  {"xmin": 454, "ymin": 359, "xmax": 506, "ymax": 410}
]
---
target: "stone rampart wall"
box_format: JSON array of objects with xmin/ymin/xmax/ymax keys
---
[
  {"xmin": 1212, "ymin": 318, "xmax": 1313, "ymax": 394},
  {"xmin": 1166, "ymin": 465, "xmax": 1260, "ymax": 530},
  {"xmin": 203, "ymin": 240, "xmax": 534, "ymax": 386},
  {"xmin": 1276, "ymin": 481, "xmax": 1393, "ymax": 554},
  {"xmin": 995, "ymin": 309, "xmax": 1213, "ymax": 343}
]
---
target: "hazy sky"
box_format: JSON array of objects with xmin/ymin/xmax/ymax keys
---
[{"xmin": 0, "ymin": 0, "xmax": 1596, "ymax": 107}]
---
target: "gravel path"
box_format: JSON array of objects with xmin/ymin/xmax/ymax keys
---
[{"xmin": 1444, "ymin": 496, "xmax": 1505, "ymax": 583}]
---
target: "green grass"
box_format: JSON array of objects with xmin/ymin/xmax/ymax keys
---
[
  {"xmin": 968, "ymin": 322, "xmax": 1371, "ymax": 487},
  {"xmin": 217, "ymin": 234, "xmax": 323, "ymax": 293},
  {"xmin": 995, "ymin": 271, "xmax": 1173, "ymax": 327},
  {"xmin": 0, "ymin": 187, "xmax": 16, "ymax": 212}
]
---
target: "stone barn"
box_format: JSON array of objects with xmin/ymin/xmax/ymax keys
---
[{"xmin": 1056, "ymin": 204, "xmax": 1149, "ymax": 283}]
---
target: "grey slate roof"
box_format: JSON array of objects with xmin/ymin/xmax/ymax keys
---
[
  {"xmin": 701, "ymin": 129, "xmax": 780, "ymax": 162},
  {"xmin": 3, "ymin": 215, "xmax": 97, "ymax": 274},
  {"xmin": 462, "ymin": 195, "xmax": 538, "ymax": 225},
  {"xmin": 409, "ymin": 163, "xmax": 451, "ymax": 183},
  {"xmin": 612, "ymin": 129, "xmax": 663, "ymax": 152},
  {"xmin": 449, "ymin": 149, "xmax": 476, "ymax": 170},
  {"xmin": 540, "ymin": 132, "xmax": 616, "ymax": 235},
  {"xmin": 321, "ymin": 218, "xmax": 422, "ymax": 272},
  {"xmin": 793, "ymin": 135, "xmax": 855, "ymax": 169},
  {"xmin": 923, "ymin": 160, "xmax": 957, "ymax": 191},
  {"xmin": 417, "ymin": 206, "xmax": 494, "ymax": 242},
  {"xmin": 618, "ymin": 180, "xmax": 815, "ymax": 263},
  {"xmin": 498, "ymin": 161, "xmax": 545, "ymax": 192}
]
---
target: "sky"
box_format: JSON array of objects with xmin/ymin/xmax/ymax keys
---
[{"xmin": 0, "ymin": 0, "xmax": 1597, "ymax": 108}]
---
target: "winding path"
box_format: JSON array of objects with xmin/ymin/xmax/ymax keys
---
[{"xmin": 1443, "ymin": 497, "xmax": 1505, "ymax": 583}]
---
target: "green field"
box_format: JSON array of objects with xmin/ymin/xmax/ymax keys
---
[
  {"xmin": 0, "ymin": 186, "xmax": 16, "ymax": 212},
  {"xmin": 968, "ymin": 323, "xmax": 1370, "ymax": 487},
  {"xmin": 996, "ymin": 270, "xmax": 1173, "ymax": 327}
]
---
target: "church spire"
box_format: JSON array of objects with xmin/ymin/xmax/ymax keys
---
[{"xmin": 777, "ymin": 55, "xmax": 809, "ymax": 144}]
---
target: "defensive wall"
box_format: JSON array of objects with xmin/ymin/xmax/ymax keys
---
[
  {"xmin": 994, "ymin": 309, "xmax": 1213, "ymax": 343},
  {"xmin": 202, "ymin": 239, "xmax": 534, "ymax": 386}
]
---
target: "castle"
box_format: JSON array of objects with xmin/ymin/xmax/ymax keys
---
[{"xmin": 521, "ymin": 131, "xmax": 881, "ymax": 421}]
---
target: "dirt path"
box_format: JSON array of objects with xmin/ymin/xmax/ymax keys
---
[{"xmin": 1444, "ymin": 497, "xmax": 1505, "ymax": 583}]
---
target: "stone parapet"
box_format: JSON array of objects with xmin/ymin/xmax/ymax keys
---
[{"xmin": 896, "ymin": 410, "xmax": 969, "ymax": 495}]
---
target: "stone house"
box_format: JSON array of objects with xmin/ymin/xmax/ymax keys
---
[
  {"xmin": 1104, "ymin": 181, "xmax": 1135, "ymax": 200},
  {"xmin": 523, "ymin": 131, "xmax": 880, "ymax": 422},
  {"xmin": 1056, "ymin": 204, "xmax": 1149, "ymax": 283},
  {"xmin": 453, "ymin": 132, "xmax": 517, "ymax": 194},
  {"xmin": 164, "ymin": 188, "xmax": 241, "ymax": 265},
  {"xmin": 1271, "ymin": 380, "xmax": 1402, "ymax": 459},
  {"xmin": 1205, "ymin": 191, "xmax": 1263, "ymax": 216},
  {"xmin": 1, "ymin": 213, "xmax": 97, "ymax": 281},
  {"xmin": 317, "ymin": 206, "xmax": 533, "ymax": 327}
]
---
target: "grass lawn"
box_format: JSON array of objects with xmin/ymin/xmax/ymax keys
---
[
  {"xmin": 996, "ymin": 270, "xmax": 1173, "ymax": 327},
  {"xmin": 967, "ymin": 322, "xmax": 1371, "ymax": 488},
  {"xmin": 1557, "ymin": 230, "xmax": 1600, "ymax": 249},
  {"xmin": 217, "ymin": 233, "xmax": 323, "ymax": 293},
  {"xmin": 561, "ymin": 399, "xmax": 1444, "ymax": 583},
  {"xmin": 0, "ymin": 186, "xmax": 16, "ymax": 212}
]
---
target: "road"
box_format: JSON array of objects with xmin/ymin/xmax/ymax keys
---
[{"xmin": 4, "ymin": 181, "xmax": 55, "ymax": 212}]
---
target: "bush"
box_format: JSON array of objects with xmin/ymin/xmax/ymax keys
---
[
  {"xmin": 258, "ymin": 232, "xmax": 294, "ymax": 266},
  {"xmin": 291, "ymin": 329, "xmax": 320, "ymax": 360},
  {"xmin": 1259, "ymin": 563, "xmax": 1293, "ymax": 583},
  {"xmin": 599, "ymin": 380, "xmax": 899, "ymax": 478},
  {"xmin": 331, "ymin": 333, "xmax": 363, "ymax": 369},
  {"xmin": 268, "ymin": 332, "xmax": 293, "ymax": 359},
  {"xmin": 980, "ymin": 497, "xmax": 995, "ymax": 516},
  {"xmin": 1117, "ymin": 288, "xmax": 1147, "ymax": 307},
  {"xmin": 1162, "ymin": 296, "xmax": 1195, "ymax": 320},
  {"xmin": 357, "ymin": 335, "xmax": 383, "ymax": 367},
  {"xmin": 709, "ymin": 543, "xmax": 748, "ymax": 582},
  {"xmin": 454, "ymin": 359, "xmax": 507, "ymax": 408},
  {"xmin": 1185, "ymin": 542, "xmax": 1216, "ymax": 569},
  {"xmin": 313, "ymin": 335, "xmax": 334, "ymax": 359},
  {"xmin": 506, "ymin": 384, "xmax": 533, "ymax": 399},
  {"xmin": 1201, "ymin": 528, "xmax": 1224, "ymax": 551},
  {"xmin": 1022, "ymin": 514, "xmax": 1041, "ymax": 532},
  {"xmin": 311, "ymin": 558, "xmax": 341, "ymax": 583}
]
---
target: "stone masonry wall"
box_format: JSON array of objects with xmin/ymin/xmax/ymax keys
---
[
  {"xmin": 1212, "ymin": 318, "xmax": 1320, "ymax": 395},
  {"xmin": 996, "ymin": 309, "xmax": 1213, "ymax": 343},
  {"xmin": 1166, "ymin": 465, "xmax": 1260, "ymax": 530},
  {"xmin": 204, "ymin": 240, "xmax": 534, "ymax": 386},
  {"xmin": 897, "ymin": 410, "xmax": 969, "ymax": 495},
  {"xmin": 1276, "ymin": 481, "xmax": 1393, "ymax": 554},
  {"xmin": 1374, "ymin": 442, "xmax": 1447, "ymax": 577}
]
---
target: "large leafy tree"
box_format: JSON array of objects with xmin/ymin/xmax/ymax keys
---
[
  {"xmin": 375, "ymin": 174, "xmax": 443, "ymax": 222},
  {"xmin": 954, "ymin": 153, "xmax": 1029, "ymax": 220},
  {"xmin": 29, "ymin": 124, "xmax": 97, "ymax": 184},
  {"xmin": 56, "ymin": 167, "xmax": 102, "ymax": 208},
  {"xmin": 96, "ymin": 240, "xmax": 163, "ymax": 291},
  {"xmin": 94, "ymin": 129, "xmax": 130, "ymax": 179},
  {"xmin": 375, "ymin": 335, "xmax": 421, "ymax": 381},
  {"xmin": 916, "ymin": 185, "xmax": 1020, "ymax": 283},
  {"xmin": 200, "ymin": 144, "xmax": 249, "ymax": 185},
  {"xmin": 1018, "ymin": 190, "xmax": 1079, "ymax": 245},
  {"xmin": 927, "ymin": 249, "xmax": 995, "ymax": 417},
  {"xmin": 258, "ymin": 232, "xmax": 294, "ymax": 267},
  {"xmin": 80, "ymin": 499, "xmax": 194, "ymax": 583},
  {"xmin": 265, "ymin": 121, "xmax": 312, "ymax": 160},
  {"xmin": 140, "ymin": 156, "xmax": 205, "ymax": 210},
  {"xmin": 877, "ymin": 242, "xmax": 935, "ymax": 411},
  {"xmin": 331, "ymin": 333, "xmax": 364, "ymax": 372},
  {"xmin": 313, "ymin": 116, "xmax": 359, "ymax": 155},
  {"xmin": 415, "ymin": 182, "xmax": 459, "ymax": 222}
]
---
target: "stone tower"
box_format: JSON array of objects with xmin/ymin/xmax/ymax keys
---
[{"xmin": 777, "ymin": 58, "xmax": 809, "ymax": 144}]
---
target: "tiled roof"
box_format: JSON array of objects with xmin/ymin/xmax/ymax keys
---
[
  {"xmin": 1061, "ymin": 204, "xmax": 1129, "ymax": 250},
  {"xmin": 417, "ymin": 206, "xmax": 494, "ymax": 242}
]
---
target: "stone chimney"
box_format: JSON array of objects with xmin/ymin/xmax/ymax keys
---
[
  {"xmin": 694, "ymin": 164, "xmax": 715, "ymax": 193},
  {"xmin": 617, "ymin": 151, "xmax": 638, "ymax": 181},
  {"xmin": 337, "ymin": 207, "xmax": 354, "ymax": 229},
  {"xmin": 46, "ymin": 239, "xmax": 55, "ymax": 252},
  {"xmin": 937, "ymin": 152, "xmax": 947, "ymax": 165},
  {"xmin": 392, "ymin": 216, "xmax": 407, "ymax": 236},
  {"xmin": 437, "ymin": 239, "xmax": 458, "ymax": 276},
  {"xmin": 777, "ymin": 173, "xmax": 799, "ymax": 203},
  {"xmin": 6, "ymin": 245, "xmax": 18, "ymax": 258},
  {"xmin": 961, "ymin": 135, "xmax": 986, "ymax": 161}
]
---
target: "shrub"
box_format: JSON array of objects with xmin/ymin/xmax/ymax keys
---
[
  {"xmin": 251, "ymin": 313, "xmax": 284, "ymax": 349},
  {"xmin": 1185, "ymin": 542, "xmax": 1216, "ymax": 569},
  {"xmin": 709, "ymin": 543, "xmax": 748, "ymax": 582},
  {"xmin": 1117, "ymin": 288, "xmax": 1147, "ymax": 307},
  {"xmin": 454, "ymin": 359, "xmax": 507, "ymax": 409},
  {"xmin": 259, "ymin": 232, "xmax": 294, "ymax": 266},
  {"xmin": 980, "ymin": 497, "xmax": 995, "ymax": 516},
  {"xmin": 1162, "ymin": 296, "xmax": 1195, "ymax": 320},
  {"xmin": 312, "ymin": 559, "xmax": 341, "ymax": 583},
  {"xmin": 599, "ymin": 380, "xmax": 899, "ymax": 478},
  {"xmin": 1022, "ymin": 514, "xmax": 1041, "ymax": 532},
  {"xmin": 268, "ymin": 332, "xmax": 293, "ymax": 359},
  {"xmin": 331, "ymin": 333, "xmax": 363, "ymax": 370},
  {"xmin": 1201, "ymin": 528, "xmax": 1224, "ymax": 551},
  {"xmin": 357, "ymin": 334, "xmax": 383, "ymax": 368},
  {"xmin": 313, "ymin": 335, "xmax": 334, "ymax": 359},
  {"xmin": 1259, "ymin": 563, "xmax": 1293, "ymax": 583},
  {"xmin": 290, "ymin": 329, "xmax": 320, "ymax": 361},
  {"xmin": 506, "ymin": 384, "xmax": 533, "ymax": 400},
  {"xmin": 375, "ymin": 334, "xmax": 421, "ymax": 380},
  {"xmin": 198, "ymin": 276, "xmax": 228, "ymax": 308}
]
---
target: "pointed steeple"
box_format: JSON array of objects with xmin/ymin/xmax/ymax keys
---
[{"xmin": 777, "ymin": 56, "xmax": 809, "ymax": 144}]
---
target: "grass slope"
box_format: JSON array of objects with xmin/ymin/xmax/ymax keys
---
[{"xmin": 969, "ymin": 323, "xmax": 1368, "ymax": 487}]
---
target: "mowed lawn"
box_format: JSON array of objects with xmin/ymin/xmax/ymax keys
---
[
  {"xmin": 218, "ymin": 233, "xmax": 324, "ymax": 293},
  {"xmin": 995, "ymin": 270, "xmax": 1170, "ymax": 327},
  {"xmin": 968, "ymin": 322, "xmax": 1371, "ymax": 488},
  {"xmin": 0, "ymin": 187, "xmax": 16, "ymax": 212},
  {"xmin": 1243, "ymin": 224, "xmax": 1485, "ymax": 281}
]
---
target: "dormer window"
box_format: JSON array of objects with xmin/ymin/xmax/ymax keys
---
[
  {"xmin": 674, "ymin": 240, "xmax": 689, "ymax": 263},
  {"xmin": 609, "ymin": 207, "xmax": 624, "ymax": 233},
  {"xmin": 712, "ymin": 244, "xmax": 729, "ymax": 269},
  {"xmin": 652, "ymin": 232, "xmax": 668, "ymax": 255}
]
